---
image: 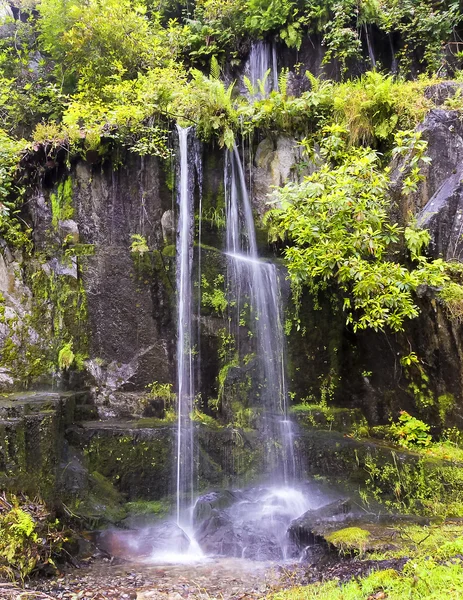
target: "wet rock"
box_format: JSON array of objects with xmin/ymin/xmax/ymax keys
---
[
  {"xmin": 417, "ymin": 166, "xmax": 463, "ymax": 260},
  {"xmin": 161, "ymin": 210, "xmax": 175, "ymax": 244},
  {"xmin": 193, "ymin": 490, "xmax": 243, "ymax": 524},
  {"xmin": 288, "ymin": 498, "xmax": 352, "ymax": 547},
  {"xmin": 253, "ymin": 137, "xmax": 303, "ymax": 217},
  {"xmin": 59, "ymin": 219, "xmax": 80, "ymax": 243},
  {"xmin": 390, "ymin": 108, "xmax": 463, "ymax": 224},
  {"xmin": 286, "ymin": 70, "xmax": 311, "ymax": 97},
  {"xmin": 424, "ymin": 82, "xmax": 463, "ymax": 106},
  {"xmin": 44, "ymin": 257, "xmax": 78, "ymax": 279}
]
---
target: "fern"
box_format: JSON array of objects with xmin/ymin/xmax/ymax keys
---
[
  {"xmin": 305, "ymin": 70, "xmax": 320, "ymax": 91},
  {"xmin": 278, "ymin": 68, "xmax": 290, "ymax": 98},
  {"xmin": 243, "ymin": 75, "xmax": 255, "ymax": 96},
  {"xmin": 257, "ymin": 68, "xmax": 271, "ymax": 96},
  {"xmin": 210, "ymin": 55, "xmax": 220, "ymax": 80}
]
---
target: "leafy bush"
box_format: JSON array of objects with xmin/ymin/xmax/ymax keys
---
[
  {"xmin": 266, "ymin": 138, "xmax": 453, "ymax": 332},
  {"xmin": 389, "ymin": 411, "xmax": 432, "ymax": 448},
  {"xmin": 0, "ymin": 494, "xmax": 67, "ymax": 582}
]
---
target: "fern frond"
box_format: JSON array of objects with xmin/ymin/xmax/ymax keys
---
[
  {"xmin": 210, "ymin": 55, "xmax": 220, "ymax": 80},
  {"xmin": 278, "ymin": 68, "xmax": 290, "ymax": 98},
  {"xmin": 225, "ymin": 81, "xmax": 235, "ymax": 102},
  {"xmin": 305, "ymin": 70, "xmax": 319, "ymax": 91},
  {"xmin": 258, "ymin": 69, "xmax": 270, "ymax": 96},
  {"xmin": 243, "ymin": 75, "xmax": 255, "ymax": 96}
]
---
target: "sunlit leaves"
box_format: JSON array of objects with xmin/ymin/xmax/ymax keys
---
[{"xmin": 266, "ymin": 143, "xmax": 450, "ymax": 332}]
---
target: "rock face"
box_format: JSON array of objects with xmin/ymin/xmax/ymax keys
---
[
  {"xmin": 18, "ymin": 151, "xmax": 177, "ymax": 411},
  {"xmin": 391, "ymin": 106, "xmax": 463, "ymax": 235},
  {"xmin": 253, "ymin": 136, "xmax": 303, "ymax": 217},
  {"xmin": 418, "ymin": 170, "xmax": 463, "ymax": 261},
  {"xmin": 0, "ymin": 242, "xmax": 37, "ymax": 391},
  {"xmin": 72, "ymin": 157, "xmax": 174, "ymax": 394}
]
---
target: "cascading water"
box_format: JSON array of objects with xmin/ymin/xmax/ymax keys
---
[
  {"xmin": 175, "ymin": 125, "xmax": 195, "ymax": 526},
  {"xmin": 225, "ymin": 146, "xmax": 296, "ymax": 483},
  {"xmin": 247, "ymin": 40, "xmax": 278, "ymax": 96}
]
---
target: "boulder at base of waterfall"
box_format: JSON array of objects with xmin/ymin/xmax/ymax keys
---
[
  {"xmin": 96, "ymin": 521, "xmax": 190, "ymax": 559},
  {"xmin": 195, "ymin": 508, "xmax": 287, "ymax": 560},
  {"xmin": 193, "ymin": 490, "xmax": 244, "ymax": 524},
  {"xmin": 288, "ymin": 498, "xmax": 352, "ymax": 547}
]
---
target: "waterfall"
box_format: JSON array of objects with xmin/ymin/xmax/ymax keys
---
[
  {"xmin": 225, "ymin": 146, "xmax": 296, "ymax": 483},
  {"xmin": 175, "ymin": 125, "xmax": 195, "ymax": 525},
  {"xmin": 247, "ymin": 41, "xmax": 278, "ymax": 97},
  {"xmin": 364, "ymin": 25, "xmax": 376, "ymax": 68}
]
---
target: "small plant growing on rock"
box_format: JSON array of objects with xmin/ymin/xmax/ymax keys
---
[
  {"xmin": 58, "ymin": 341, "xmax": 74, "ymax": 369},
  {"xmin": 390, "ymin": 411, "xmax": 432, "ymax": 448},
  {"xmin": 130, "ymin": 234, "xmax": 149, "ymax": 254}
]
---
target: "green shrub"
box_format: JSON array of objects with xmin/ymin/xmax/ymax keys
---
[{"xmin": 0, "ymin": 495, "xmax": 67, "ymax": 582}]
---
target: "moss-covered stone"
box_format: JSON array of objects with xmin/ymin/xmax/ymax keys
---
[
  {"xmin": 82, "ymin": 424, "xmax": 173, "ymax": 500},
  {"xmin": 291, "ymin": 404, "xmax": 366, "ymax": 433},
  {"xmin": 0, "ymin": 392, "xmax": 84, "ymax": 502}
]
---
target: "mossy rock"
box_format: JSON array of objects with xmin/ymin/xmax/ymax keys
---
[
  {"xmin": 325, "ymin": 526, "xmax": 372, "ymax": 554},
  {"xmin": 71, "ymin": 471, "xmax": 127, "ymax": 526},
  {"xmin": 291, "ymin": 404, "xmax": 366, "ymax": 433}
]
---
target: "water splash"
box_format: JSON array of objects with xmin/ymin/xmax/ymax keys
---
[{"xmin": 225, "ymin": 146, "xmax": 296, "ymax": 483}]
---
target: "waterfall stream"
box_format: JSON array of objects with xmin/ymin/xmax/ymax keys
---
[
  {"xmin": 175, "ymin": 125, "xmax": 195, "ymax": 526},
  {"xmin": 247, "ymin": 41, "xmax": 278, "ymax": 96},
  {"xmin": 225, "ymin": 146, "xmax": 296, "ymax": 483}
]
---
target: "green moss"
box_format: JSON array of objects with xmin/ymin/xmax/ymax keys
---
[
  {"xmin": 125, "ymin": 499, "xmax": 171, "ymax": 517},
  {"xmin": 51, "ymin": 177, "xmax": 74, "ymax": 228},
  {"xmin": 26, "ymin": 257, "xmax": 88, "ymax": 380},
  {"xmin": 438, "ymin": 393, "xmax": 456, "ymax": 425},
  {"xmin": 58, "ymin": 342, "xmax": 74, "ymax": 369},
  {"xmin": 70, "ymin": 471, "xmax": 127, "ymax": 526},
  {"xmin": 326, "ymin": 526, "xmax": 371, "ymax": 555},
  {"xmin": 84, "ymin": 432, "xmax": 172, "ymax": 500}
]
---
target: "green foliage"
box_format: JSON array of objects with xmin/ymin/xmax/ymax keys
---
[
  {"xmin": 266, "ymin": 140, "xmax": 452, "ymax": 332},
  {"xmin": 322, "ymin": 0, "xmax": 362, "ymax": 77},
  {"xmin": 0, "ymin": 130, "xmax": 30, "ymax": 250},
  {"xmin": 439, "ymin": 281, "xmax": 463, "ymax": 322},
  {"xmin": 38, "ymin": 0, "xmax": 176, "ymax": 89},
  {"xmin": 0, "ymin": 495, "xmax": 66, "ymax": 582},
  {"xmin": 146, "ymin": 381, "xmax": 176, "ymax": 404},
  {"xmin": 180, "ymin": 68, "xmax": 237, "ymax": 148},
  {"xmin": 244, "ymin": 0, "xmax": 294, "ymax": 37},
  {"xmin": 130, "ymin": 233, "xmax": 149, "ymax": 254},
  {"xmin": 58, "ymin": 341, "xmax": 74, "ymax": 369},
  {"xmin": 201, "ymin": 273, "xmax": 228, "ymax": 316},
  {"xmin": 389, "ymin": 411, "xmax": 432, "ymax": 448},
  {"xmin": 271, "ymin": 558, "xmax": 463, "ymax": 600}
]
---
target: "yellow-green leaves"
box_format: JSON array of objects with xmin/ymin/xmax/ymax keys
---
[{"xmin": 267, "ymin": 143, "xmax": 451, "ymax": 333}]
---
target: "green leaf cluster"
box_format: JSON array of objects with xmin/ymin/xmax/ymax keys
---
[
  {"xmin": 266, "ymin": 137, "xmax": 452, "ymax": 332},
  {"xmin": 0, "ymin": 495, "xmax": 66, "ymax": 582}
]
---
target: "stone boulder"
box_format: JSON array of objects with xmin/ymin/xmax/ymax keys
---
[{"xmin": 288, "ymin": 498, "xmax": 352, "ymax": 547}]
